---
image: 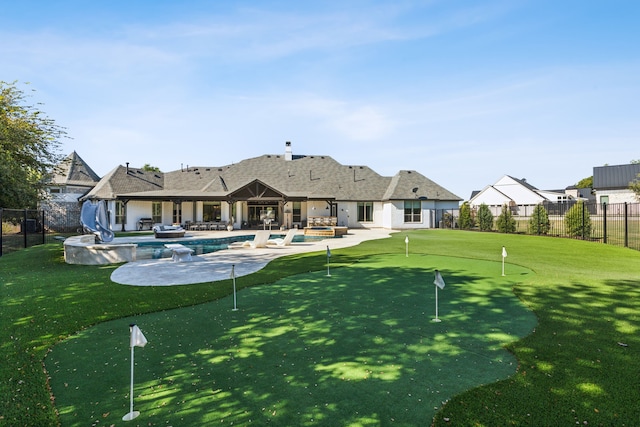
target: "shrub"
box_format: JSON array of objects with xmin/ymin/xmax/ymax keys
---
[
  {"xmin": 496, "ymin": 204, "xmax": 516, "ymax": 233},
  {"xmin": 459, "ymin": 202, "xmax": 475, "ymax": 229},
  {"xmin": 528, "ymin": 204, "xmax": 550, "ymax": 235},
  {"xmin": 477, "ymin": 203, "xmax": 494, "ymax": 231},
  {"xmin": 565, "ymin": 201, "xmax": 592, "ymax": 238}
]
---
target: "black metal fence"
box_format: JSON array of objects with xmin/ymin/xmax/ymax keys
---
[
  {"xmin": 437, "ymin": 201, "xmax": 640, "ymax": 251},
  {"xmin": 3, "ymin": 202, "xmax": 640, "ymax": 256},
  {"xmin": 0, "ymin": 208, "xmax": 75, "ymax": 256}
]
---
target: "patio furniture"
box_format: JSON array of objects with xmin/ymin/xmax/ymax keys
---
[
  {"xmin": 164, "ymin": 243, "xmax": 194, "ymax": 262},
  {"xmin": 153, "ymin": 225, "xmax": 186, "ymax": 238},
  {"xmin": 228, "ymin": 230, "xmax": 271, "ymax": 249},
  {"xmin": 137, "ymin": 218, "xmax": 154, "ymax": 231},
  {"xmin": 267, "ymin": 229, "xmax": 297, "ymax": 247}
]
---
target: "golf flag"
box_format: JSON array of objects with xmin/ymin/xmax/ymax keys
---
[
  {"xmin": 326, "ymin": 246, "xmax": 331, "ymax": 258},
  {"xmin": 405, "ymin": 236, "xmax": 409, "ymax": 244},
  {"xmin": 130, "ymin": 324, "xmax": 147, "ymax": 348},
  {"xmin": 230, "ymin": 264, "xmax": 235, "ymax": 279},
  {"xmin": 434, "ymin": 270, "xmax": 446, "ymax": 290},
  {"xmin": 502, "ymin": 246, "xmax": 508, "ymax": 258},
  {"xmin": 123, "ymin": 324, "xmax": 147, "ymax": 421}
]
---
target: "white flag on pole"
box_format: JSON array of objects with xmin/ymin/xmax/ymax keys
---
[
  {"xmin": 326, "ymin": 246, "xmax": 331, "ymax": 258},
  {"xmin": 405, "ymin": 236, "xmax": 409, "ymax": 244},
  {"xmin": 130, "ymin": 325, "xmax": 147, "ymax": 348},
  {"xmin": 502, "ymin": 246, "xmax": 508, "ymax": 258},
  {"xmin": 434, "ymin": 270, "xmax": 446, "ymax": 290},
  {"xmin": 230, "ymin": 264, "xmax": 235, "ymax": 279}
]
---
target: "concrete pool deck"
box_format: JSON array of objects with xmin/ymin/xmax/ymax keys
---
[{"xmin": 110, "ymin": 228, "xmax": 394, "ymax": 286}]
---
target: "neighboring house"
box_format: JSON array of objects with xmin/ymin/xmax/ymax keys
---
[
  {"xmin": 593, "ymin": 163, "xmax": 640, "ymax": 214},
  {"xmin": 40, "ymin": 151, "xmax": 100, "ymax": 231},
  {"xmin": 81, "ymin": 142, "xmax": 461, "ymax": 231},
  {"xmin": 469, "ymin": 175, "xmax": 573, "ymax": 215}
]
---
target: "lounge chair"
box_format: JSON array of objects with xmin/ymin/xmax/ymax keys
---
[
  {"xmin": 267, "ymin": 228, "xmax": 297, "ymax": 246},
  {"xmin": 153, "ymin": 225, "xmax": 186, "ymax": 238},
  {"xmin": 228, "ymin": 230, "xmax": 271, "ymax": 249}
]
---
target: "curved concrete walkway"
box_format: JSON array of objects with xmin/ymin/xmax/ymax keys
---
[{"xmin": 110, "ymin": 228, "xmax": 394, "ymax": 286}]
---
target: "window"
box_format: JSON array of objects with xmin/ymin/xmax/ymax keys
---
[
  {"xmin": 203, "ymin": 202, "xmax": 221, "ymax": 222},
  {"xmin": 173, "ymin": 202, "xmax": 182, "ymax": 224},
  {"xmin": 357, "ymin": 202, "xmax": 373, "ymax": 222},
  {"xmin": 404, "ymin": 200, "xmax": 421, "ymax": 223},
  {"xmin": 152, "ymin": 201, "xmax": 162, "ymax": 223},
  {"xmin": 600, "ymin": 195, "xmax": 609, "ymax": 206},
  {"xmin": 292, "ymin": 202, "xmax": 301, "ymax": 223},
  {"xmin": 115, "ymin": 201, "xmax": 126, "ymax": 225}
]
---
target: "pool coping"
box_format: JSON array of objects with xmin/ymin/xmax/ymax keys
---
[{"xmin": 110, "ymin": 228, "xmax": 394, "ymax": 286}]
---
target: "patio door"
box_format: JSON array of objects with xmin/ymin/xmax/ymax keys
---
[{"xmin": 248, "ymin": 204, "xmax": 279, "ymax": 227}]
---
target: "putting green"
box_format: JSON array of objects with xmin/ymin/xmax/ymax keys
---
[{"xmin": 46, "ymin": 254, "xmax": 536, "ymax": 426}]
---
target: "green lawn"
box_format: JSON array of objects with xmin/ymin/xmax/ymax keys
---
[{"xmin": 2, "ymin": 230, "xmax": 640, "ymax": 426}]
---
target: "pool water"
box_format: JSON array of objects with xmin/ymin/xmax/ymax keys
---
[{"xmin": 135, "ymin": 233, "xmax": 337, "ymax": 260}]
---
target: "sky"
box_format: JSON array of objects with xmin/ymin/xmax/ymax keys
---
[{"xmin": 2, "ymin": 0, "xmax": 639, "ymax": 200}]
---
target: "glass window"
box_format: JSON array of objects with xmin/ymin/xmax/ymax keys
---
[
  {"xmin": 115, "ymin": 201, "xmax": 126, "ymax": 225},
  {"xmin": 152, "ymin": 201, "xmax": 162, "ymax": 223},
  {"xmin": 600, "ymin": 195, "xmax": 609, "ymax": 205},
  {"xmin": 292, "ymin": 202, "xmax": 301, "ymax": 223},
  {"xmin": 357, "ymin": 202, "xmax": 373, "ymax": 222},
  {"xmin": 203, "ymin": 202, "xmax": 222, "ymax": 222},
  {"xmin": 404, "ymin": 200, "xmax": 421, "ymax": 223}
]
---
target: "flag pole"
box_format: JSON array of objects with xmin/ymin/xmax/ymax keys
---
[
  {"xmin": 231, "ymin": 264, "xmax": 238, "ymax": 311},
  {"xmin": 405, "ymin": 235, "xmax": 409, "ymax": 257},
  {"xmin": 501, "ymin": 246, "xmax": 507, "ymax": 276},
  {"xmin": 326, "ymin": 245, "xmax": 331, "ymax": 277},
  {"xmin": 435, "ymin": 285, "xmax": 439, "ymax": 321},
  {"xmin": 123, "ymin": 325, "xmax": 140, "ymax": 421}
]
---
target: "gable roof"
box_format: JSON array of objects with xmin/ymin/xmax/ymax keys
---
[
  {"xmin": 48, "ymin": 151, "xmax": 100, "ymax": 187},
  {"xmin": 470, "ymin": 174, "xmax": 568, "ymax": 205},
  {"xmin": 83, "ymin": 152, "xmax": 461, "ymax": 202},
  {"xmin": 593, "ymin": 164, "xmax": 640, "ymax": 189}
]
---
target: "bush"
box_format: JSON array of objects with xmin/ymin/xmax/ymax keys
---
[
  {"xmin": 565, "ymin": 201, "xmax": 592, "ymax": 238},
  {"xmin": 477, "ymin": 203, "xmax": 494, "ymax": 231},
  {"xmin": 528, "ymin": 204, "xmax": 550, "ymax": 235},
  {"xmin": 459, "ymin": 202, "xmax": 475, "ymax": 229},
  {"xmin": 496, "ymin": 204, "xmax": 516, "ymax": 233}
]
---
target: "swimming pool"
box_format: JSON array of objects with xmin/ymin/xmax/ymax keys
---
[{"xmin": 135, "ymin": 233, "xmax": 338, "ymax": 260}]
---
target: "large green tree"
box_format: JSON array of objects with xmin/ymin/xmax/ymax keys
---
[
  {"xmin": 458, "ymin": 201, "xmax": 474, "ymax": 229},
  {"xmin": 0, "ymin": 81, "xmax": 64, "ymax": 208}
]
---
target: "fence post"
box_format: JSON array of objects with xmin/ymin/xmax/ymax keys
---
[
  {"xmin": 41, "ymin": 209, "xmax": 46, "ymax": 245},
  {"xmin": 581, "ymin": 202, "xmax": 585, "ymax": 240},
  {"xmin": 624, "ymin": 202, "xmax": 629, "ymax": 248},
  {"xmin": 603, "ymin": 203, "xmax": 607, "ymax": 244},
  {"xmin": 23, "ymin": 209, "xmax": 28, "ymax": 249},
  {"xmin": 0, "ymin": 208, "xmax": 3, "ymax": 257}
]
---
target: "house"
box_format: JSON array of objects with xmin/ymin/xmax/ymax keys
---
[
  {"xmin": 469, "ymin": 175, "xmax": 573, "ymax": 215},
  {"xmin": 81, "ymin": 142, "xmax": 461, "ymax": 231},
  {"xmin": 593, "ymin": 163, "xmax": 640, "ymax": 205},
  {"xmin": 40, "ymin": 151, "xmax": 100, "ymax": 232}
]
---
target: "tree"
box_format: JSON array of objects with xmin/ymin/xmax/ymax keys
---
[
  {"xmin": 575, "ymin": 176, "xmax": 593, "ymax": 189},
  {"xmin": 142, "ymin": 164, "xmax": 161, "ymax": 172},
  {"xmin": 629, "ymin": 173, "xmax": 640, "ymax": 201},
  {"xmin": 459, "ymin": 201, "xmax": 475, "ymax": 229},
  {"xmin": 477, "ymin": 203, "xmax": 494, "ymax": 231},
  {"xmin": 496, "ymin": 204, "xmax": 516, "ymax": 233},
  {"xmin": 0, "ymin": 81, "xmax": 64, "ymax": 208},
  {"xmin": 528, "ymin": 203, "xmax": 551, "ymax": 235},
  {"xmin": 565, "ymin": 200, "xmax": 592, "ymax": 238}
]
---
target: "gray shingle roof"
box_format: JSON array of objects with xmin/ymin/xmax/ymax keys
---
[
  {"xmin": 49, "ymin": 151, "xmax": 100, "ymax": 187},
  {"xmin": 594, "ymin": 164, "xmax": 640, "ymax": 189},
  {"xmin": 85, "ymin": 153, "xmax": 461, "ymax": 202}
]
